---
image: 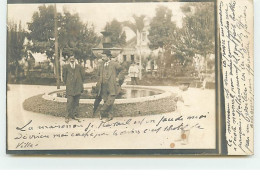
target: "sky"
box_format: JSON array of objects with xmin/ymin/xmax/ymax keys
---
[{"xmin": 7, "ymin": 2, "xmax": 187, "ymax": 40}]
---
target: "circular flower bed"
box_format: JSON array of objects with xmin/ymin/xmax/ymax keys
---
[{"xmin": 23, "ymin": 94, "xmax": 177, "ymax": 118}]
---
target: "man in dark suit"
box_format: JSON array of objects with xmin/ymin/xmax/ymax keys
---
[
  {"xmin": 94, "ymin": 50, "xmax": 123, "ymax": 121},
  {"xmin": 62, "ymin": 57, "xmax": 85, "ymax": 123}
]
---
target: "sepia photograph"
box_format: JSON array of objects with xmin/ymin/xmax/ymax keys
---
[{"xmin": 6, "ymin": 0, "xmax": 219, "ymax": 154}]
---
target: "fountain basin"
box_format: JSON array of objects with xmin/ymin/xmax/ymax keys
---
[
  {"xmin": 42, "ymin": 85, "xmax": 172, "ymax": 104},
  {"xmin": 23, "ymin": 85, "xmax": 177, "ymax": 118}
]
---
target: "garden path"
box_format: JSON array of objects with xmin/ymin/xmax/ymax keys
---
[{"xmin": 7, "ymin": 84, "xmax": 216, "ymax": 150}]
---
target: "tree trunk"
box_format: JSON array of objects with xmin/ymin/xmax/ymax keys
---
[
  {"xmin": 53, "ymin": 61, "xmax": 56, "ymax": 75},
  {"xmin": 84, "ymin": 60, "xmax": 86, "ymax": 68},
  {"xmin": 54, "ymin": 4, "xmax": 60, "ymax": 89},
  {"xmin": 60, "ymin": 48, "xmax": 63, "ymax": 82},
  {"xmin": 139, "ymin": 50, "xmax": 142, "ymax": 80},
  {"xmin": 204, "ymin": 53, "xmax": 207, "ymax": 75},
  {"xmin": 161, "ymin": 47, "xmax": 165, "ymax": 78},
  {"xmin": 15, "ymin": 62, "xmax": 19, "ymax": 83},
  {"xmin": 90, "ymin": 59, "xmax": 94, "ymax": 69},
  {"xmin": 138, "ymin": 30, "xmax": 142, "ymax": 80}
]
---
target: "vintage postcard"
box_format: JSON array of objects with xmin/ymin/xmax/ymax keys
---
[{"xmin": 6, "ymin": 0, "xmax": 254, "ymax": 155}]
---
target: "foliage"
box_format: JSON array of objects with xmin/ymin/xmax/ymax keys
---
[
  {"xmin": 58, "ymin": 10, "xmax": 82, "ymax": 57},
  {"xmin": 133, "ymin": 15, "xmax": 146, "ymax": 33},
  {"xmin": 171, "ymin": 2, "xmax": 215, "ymax": 65},
  {"xmin": 27, "ymin": 5, "xmax": 100, "ymax": 65},
  {"xmin": 73, "ymin": 23, "xmax": 101, "ymax": 65},
  {"xmin": 27, "ymin": 5, "xmax": 60, "ymax": 62},
  {"xmin": 148, "ymin": 6, "xmax": 177, "ymax": 50},
  {"xmin": 104, "ymin": 19, "xmax": 126, "ymax": 47},
  {"xmin": 123, "ymin": 14, "xmax": 146, "ymax": 35},
  {"xmin": 147, "ymin": 6, "xmax": 177, "ymax": 76},
  {"xmin": 147, "ymin": 3, "xmax": 215, "ymax": 77},
  {"xmin": 122, "ymin": 14, "xmax": 146, "ymax": 79},
  {"xmin": 7, "ymin": 21, "xmax": 26, "ymax": 80}
]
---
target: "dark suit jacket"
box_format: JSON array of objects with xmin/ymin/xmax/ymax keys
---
[
  {"xmin": 97, "ymin": 60, "xmax": 122, "ymax": 96},
  {"xmin": 62, "ymin": 63, "xmax": 85, "ymax": 96}
]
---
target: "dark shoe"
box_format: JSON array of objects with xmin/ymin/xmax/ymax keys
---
[
  {"xmin": 99, "ymin": 111, "xmax": 108, "ymax": 120},
  {"xmin": 72, "ymin": 117, "xmax": 80, "ymax": 122},
  {"xmin": 92, "ymin": 109, "xmax": 96, "ymax": 117},
  {"xmin": 105, "ymin": 117, "xmax": 113, "ymax": 122},
  {"xmin": 65, "ymin": 117, "xmax": 70, "ymax": 124}
]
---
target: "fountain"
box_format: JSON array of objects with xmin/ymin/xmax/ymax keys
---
[
  {"xmin": 23, "ymin": 30, "xmax": 177, "ymax": 117},
  {"xmin": 92, "ymin": 31, "xmax": 122, "ymax": 58},
  {"xmin": 42, "ymin": 85, "xmax": 172, "ymax": 104},
  {"xmin": 23, "ymin": 84, "xmax": 176, "ymax": 118}
]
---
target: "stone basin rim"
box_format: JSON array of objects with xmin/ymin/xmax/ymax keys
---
[{"xmin": 42, "ymin": 85, "xmax": 173, "ymax": 104}]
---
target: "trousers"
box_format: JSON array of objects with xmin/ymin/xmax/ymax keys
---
[
  {"xmin": 98, "ymin": 83, "xmax": 116, "ymax": 118},
  {"xmin": 131, "ymin": 77, "xmax": 138, "ymax": 85},
  {"xmin": 66, "ymin": 94, "xmax": 80, "ymax": 118}
]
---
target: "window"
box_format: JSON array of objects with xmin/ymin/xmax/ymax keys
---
[
  {"xmin": 123, "ymin": 55, "xmax": 127, "ymax": 61},
  {"xmin": 131, "ymin": 55, "xmax": 135, "ymax": 61}
]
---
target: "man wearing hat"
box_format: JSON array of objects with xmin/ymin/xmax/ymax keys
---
[
  {"xmin": 94, "ymin": 50, "xmax": 123, "ymax": 121},
  {"xmin": 62, "ymin": 56, "xmax": 85, "ymax": 123}
]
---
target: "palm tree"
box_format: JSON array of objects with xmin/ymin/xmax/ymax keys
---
[{"xmin": 122, "ymin": 14, "xmax": 146, "ymax": 80}]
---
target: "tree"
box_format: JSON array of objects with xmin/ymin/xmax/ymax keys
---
[
  {"xmin": 7, "ymin": 21, "xmax": 26, "ymax": 82},
  {"xmin": 123, "ymin": 14, "xmax": 146, "ymax": 35},
  {"xmin": 57, "ymin": 9, "xmax": 82, "ymax": 82},
  {"xmin": 171, "ymin": 2, "xmax": 215, "ymax": 74},
  {"xmin": 27, "ymin": 5, "xmax": 61, "ymax": 63},
  {"xmin": 27, "ymin": 5, "xmax": 63, "ymax": 87},
  {"xmin": 148, "ymin": 6, "xmax": 177, "ymax": 77},
  {"xmin": 123, "ymin": 14, "xmax": 146, "ymax": 79},
  {"xmin": 104, "ymin": 19, "xmax": 126, "ymax": 47},
  {"xmin": 148, "ymin": 6, "xmax": 176, "ymax": 50},
  {"xmin": 59, "ymin": 9, "xmax": 83, "ymax": 58},
  {"xmin": 73, "ymin": 23, "xmax": 100, "ymax": 68},
  {"xmin": 27, "ymin": 5, "xmax": 101, "ymax": 82},
  {"xmin": 59, "ymin": 11, "xmax": 100, "ymax": 66}
]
